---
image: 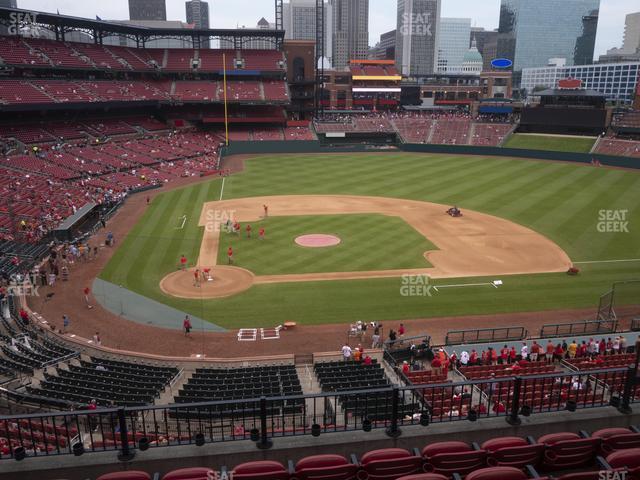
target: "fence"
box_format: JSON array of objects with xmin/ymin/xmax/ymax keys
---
[
  {"xmin": 445, "ymin": 327, "xmax": 527, "ymax": 346},
  {"xmin": 1, "ymin": 366, "xmax": 637, "ymax": 461},
  {"xmin": 539, "ymin": 320, "xmax": 618, "ymax": 339}
]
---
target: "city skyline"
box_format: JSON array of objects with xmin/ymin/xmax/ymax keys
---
[{"xmin": 14, "ymin": 0, "xmax": 639, "ymax": 59}]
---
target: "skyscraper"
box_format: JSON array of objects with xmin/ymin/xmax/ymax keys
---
[
  {"xmin": 186, "ymin": 0, "xmax": 209, "ymax": 29},
  {"xmin": 186, "ymin": 0, "xmax": 210, "ymax": 48},
  {"xmin": 129, "ymin": 0, "xmax": 167, "ymax": 21},
  {"xmin": 0, "ymin": 0, "xmax": 17, "ymax": 8},
  {"xmin": 283, "ymin": 0, "xmax": 332, "ymax": 66},
  {"xmin": 395, "ymin": 0, "xmax": 441, "ymax": 77},
  {"xmin": 331, "ymin": 0, "xmax": 369, "ymax": 69},
  {"xmin": 375, "ymin": 30, "xmax": 396, "ymax": 60},
  {"xmin": 436, "ymin": 18, "xmax": 471, "ymax": 74},
  {"xmin": 496, "ymin": 0, "xmax": 600, "ymax": 73},
  {"xmin": 471, "ymin": 27, "xmax": 498, "ymax": 71},
  {"xmin": 621, "ymin": 12, "xmax": 640, "ymax": 54}
]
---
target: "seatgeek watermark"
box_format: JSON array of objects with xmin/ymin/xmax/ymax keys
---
[
  {"xmin": 399, "ymin": 12, "xmax": 433, "ymax": 36},
  {"xmin": 6, "ymin": 280, "xmax": 39, "ymax": 297},
  {"xmin": 400, "ymin": 274, "xmax": 433, "ymax": 297},
  {"xmin": 597, "ymin": 209, "xmax": 629, "ymax": 233},
  {"xmin": 206, "ymin": 472, "xmax": 234, "ymax": 480},
  {"xmin": 8, "ymin": 12, "xmax": 38, "ymax": 35},
  {"xmin": 205, "ymin": 209, "xmax": 237, "ymax": 233}
]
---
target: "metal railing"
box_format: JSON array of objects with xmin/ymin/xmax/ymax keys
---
[
  {"xmin": 0, "ymin": 366, "xmax": 637, "ymax": 461},
  {"xmin": 445, "ymin": 327, "xmax": 527, "ymax": 346},
  {"xmin": 539, "ymin": 320, "xmax": 618, "ymax": 339}
]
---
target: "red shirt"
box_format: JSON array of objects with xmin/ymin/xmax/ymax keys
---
[
  {"xmin": 402, "ymin": 363, "xmax": 410, "ymax": 374},
  {"xmin": 431, "ymin": 358, "xmax": 441, "ymax": 368},
  {"xmin": 509, "ymin": 348, "xmax": 517, "ymax": 359},
  {"xmin": 470, "ymin": 352, "xmax": 478, "ymax": 363},
  {"xmin": 398, "ymin": 326, "xmax": 405, "ymax": 335},
  {"xmin": 246, "ymin": 225, "xmax": 252, "ymax": 231},
  {"xmin": 500, "ymin": 348, "xmax": 508, "ymax": 360},
  {"xmin": 259, "ymin": 228, "xmax": 265, "ymax": 236},
  {"xmin": 180, "ymin": 256, "xmax": 187, "ymax": 264},
  {"xmin": 227, "ymin": 247, "xmax": 233, "ymax": 256},
  {"xmin": 194, "ymin": 271, "xmax": 199, "ymax": 279},
  {"xmin": 83, "ymin": 287, "xmax": 90, "ymax": 296},
  {"xmin": 183, "ymin": 319, "xmax": 191, "ymax": 329},
  {"xmin": 531, "ymin": 343, "xmax": 539, "ymax": 354},
  {"xmin": 555, "ymin": 345, "xmax": 564, "ymax": 356},
  {"xmin": 546, "ymin": 343, "xmax": 554, "ymax": 354},
  {"xmin": 363, "ymin": 356, "xmax": 372, "ymax": 365}
]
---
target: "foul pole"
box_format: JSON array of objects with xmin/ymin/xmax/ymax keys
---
[{"xmin": 223, "ymin": 53, "xmax": 229, "ymax": 145}]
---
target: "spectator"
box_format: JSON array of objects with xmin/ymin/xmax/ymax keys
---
[
  {"xmin": 554, "ymin": 343, "xmax": 564, "ymax": 363},
  {"xmin": 530, "ymin": 341, "xmax": 540, "ymax": 362},
  {"xmin": 431, "ymin": 355, "xmax": 442, "ymax": 376},
  {"xmin": 341, "ymin": 343, "xmax": 352, "ymax": 360},
  {"xmin": 363, "ymin": 355, "xmax": 372, "ymax": 365},
  {"xmin": 402, "ymin": 361, "xmax": 410, "ymax": 374},
  {"xmin": 183, "ymin": 315, "xmax": 192, "ymax": 336},
  {"xmin": 83, "ymin": 286, "xmax": 92, "ymax": 309},
  {"xmin": 509, "ymin": 346, "xmax": 517, "ymax": 364},
  {"xmin": 520, "ymin": 342, "xmax": 528, "ymax": 361},
  {"xmin": 92, "ymin": 332, "xmax": 101, "ymax": 346},
  {"xmin": 460, "ymin": 350, "xmax": 469, "ymax": 366},
  {"xmin": 500, "ymin": 345, "xmax": 509, "ymax": 365},
  {"xmin": 546, "ymin": 340, "xmax": 555, "ymax": 363},
  {"xmin": 568, "ymin": 340, "xmax": 578, "ymax": 359},
  {"xmin": 62, "ymin": 314, "xmax": 69, "ymax": 333}
]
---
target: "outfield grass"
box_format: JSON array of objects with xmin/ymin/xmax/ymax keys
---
[
  {"xmin": 101, "ymin": 153, "xmax": 640, "ymax": 328},
  {"xmin": 503, "ymin": 134, "xmax": 596, "ymax": 153},
  {"xmin": 215, "ymin": 214, "xmax": 435, "ymax": 275}
]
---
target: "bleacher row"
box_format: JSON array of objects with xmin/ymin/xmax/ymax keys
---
[
  {"xmin": 0, "ymin": 129, "xmax": 224, "ymax": 241},
  {"xmin": 594, "ymin": 138, "xmax": 640, "ymax": 158},
  {"xmin": 77, "ymin": 428, "xmax": 640, "ymax": 480},
  {"xmin": 0, "ymin": 36, "xmax": 285, "ymax": 73},
  {"xmin": 0, "ymin": 79, "xmax": 289, "ymax": 106},
  {"xmin": 314, "ymin": 116, "xmax": 512, "ymax": 147}
]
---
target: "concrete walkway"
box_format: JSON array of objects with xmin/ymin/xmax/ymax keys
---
[{"xmin": 92, "ymin": 278, "xmax": 226, "ymax": 332}]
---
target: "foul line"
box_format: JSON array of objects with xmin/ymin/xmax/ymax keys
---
[
  {"xmin": 433, "ymin": 281, "xmax": 500, "ymax": 292},
  {"xmin": 573, "ymin": 258, "xmax": 640, "ymax": 265},
  {"xmin": 219, "ymin": 177, "xmax": 226, "ymax": 201}
]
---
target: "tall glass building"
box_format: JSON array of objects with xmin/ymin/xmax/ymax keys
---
[
  {"xmin": 497, "ymin": 0, "xmax": 600, "ymax": 73},
  {"xmin": 437, "ymin": 18, "xmax": 471, "ymax": 74}
]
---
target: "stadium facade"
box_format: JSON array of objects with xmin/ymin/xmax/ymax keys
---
[{"xmin": 521, "ymin": 61, "xmax": 640, "ymax": 105}]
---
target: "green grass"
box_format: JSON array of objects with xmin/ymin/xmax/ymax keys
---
[
  {"xmin": 216, "ymin": 214, "xmax": 435, "ymax": 275},
  {"xmin": 100, "ymin": 153, "xmax": 640, "ymax": 328},
  {"xmin": 503, "ymin": 134, "xmax": 596, "ymax": 153}
]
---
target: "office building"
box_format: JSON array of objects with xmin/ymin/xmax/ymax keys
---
[
  {"xmin": 521, "ymin": 61, "xmax": 639, "ymax": 105},
  {"xmin": 332, "ymin": 0, "xmax": 369, "ymax": 69},
  {"xmin": 395, "ymin": 0, "xmax": 441, "ymax": 77},
  {"xmin": 375, "ymin": 30, "xmax": 396, "ymax": 60},
  {"xmin": 471, "ymin": 27, "xmax": 498, "ymax": 70},
  {"xmin": 437, "ymin": 17, "xmax": 471, "ymax": 74},
  {"xmin": 283, "ymin": 0, "xmax": 332, "ymax": 65},
  {"xmin": 129, "ymin": 0, "xmax": 167, "ymax": 21},
  {"xmin": 186, "ymin": 0, "xmax": 210, "ymax": 48},
  {"xmin": 497, "ymin": 0, "xmax": 600, "ymax": 72},
  {"xmin": 186, "ymin": 0, "xmax": 209, "ymax": 29}
]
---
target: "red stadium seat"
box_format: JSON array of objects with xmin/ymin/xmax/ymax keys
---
[
  {"xmin": 358, "ymin": 448, "xmax": 423, "ymax": 480},
  {"xmin": 421, "ymin": 441, "xmax": 487, "ymax": 477},
  {"xmin": 537, "ymin": 432, "xmax": 600, "ymax": 470},
  {"xmin": 97, "ymin": 473, "xmax": 152, "ymax": 480},
  {"xmin": 465, "ymin": 466, "xmax": 544, "ymax": 480},
  {"xmin": 232, "ymin": 460, "xmax": 289, "ymax": 480},
  {"xmin": 605, "ymin": 448, "xmax": 640, "ymax": 477},
  {"xmin": 161, "ymin": 468, "xmax": 215, "ymax": 480},
  {"xmin": 591, "ymin": 428, "xmax": 640, "ymax": 455},
  {"xmin": 294, "ymin": 454, "xmax": 358, "ymax": 480},
  {"xmin": 482, "ymin": 436, "xmax": 544, "ymax": 468}
]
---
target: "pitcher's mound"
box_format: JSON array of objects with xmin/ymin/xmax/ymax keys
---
[
  {"xmin": 295, "ymin": 234, "xmax": 341, "ymax": 248},
  {"xmin": 160, "ymin": 266, "xmax": 254, "ymax": 299}
]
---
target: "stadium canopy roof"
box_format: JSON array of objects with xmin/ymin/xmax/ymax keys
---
[{"xmin": 0, "ymin": 7, "xmax": 285, "ymax": 41}]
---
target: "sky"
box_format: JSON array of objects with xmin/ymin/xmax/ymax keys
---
[{"xmin": 16, "ymin": 0, "xmax": 639, "ymax": 58}]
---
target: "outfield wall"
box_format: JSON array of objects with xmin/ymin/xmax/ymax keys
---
[{"xmin": 220, "ymin": 141, "xmax": 640, "ymax": 170}]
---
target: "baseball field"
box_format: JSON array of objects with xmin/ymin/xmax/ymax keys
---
[{"xmin": 99, "ymin": 152, "xmax": 640, "ymax": 328}]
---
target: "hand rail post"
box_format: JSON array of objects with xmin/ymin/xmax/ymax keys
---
[{"xmin": 506, "ymin": 377, "xmax": 522, "ymax": 426}]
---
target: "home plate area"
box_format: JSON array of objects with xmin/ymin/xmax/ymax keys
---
[{"xmin": 237, "ymin": 326, "xmax": 283, "ymax": 341}]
